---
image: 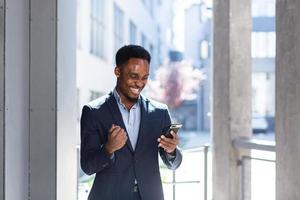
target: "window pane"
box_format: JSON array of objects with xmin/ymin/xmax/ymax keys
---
[
  {"xmin": 90, "ymin": 0, "xmax": 104, "ymax": 57},
  {"xmin": 114, "ymin": 4, "xmax": 124, "ymax": 54},
  {"xmin": 267, "ymin": 32, "xmax": 276, "ymax": 57},
  {"xmin": 129, "ymin": 21, "xmax": 137, "ymax": 44}
]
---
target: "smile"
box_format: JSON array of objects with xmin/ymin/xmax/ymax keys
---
[{"xmin": 130, "ymin": 87, "xmax": 140, "ymax": 95}]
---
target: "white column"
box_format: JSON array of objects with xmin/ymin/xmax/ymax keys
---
[
  {"xmin": 212, "ymin": 0, "xmax": 252, "ymax": 200},
  {"xmin": 276, "ymin": 1, "xmax": 300, "ymax": 199},
  {"xmin": 57, "ymin": 0, "xmax": 77, "ymax": 199}
]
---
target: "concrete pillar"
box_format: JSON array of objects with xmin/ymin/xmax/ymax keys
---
[
  {"xmin": 0, "ymin": 0, "xmax": 4, "ymax": 199},
  {"xmin": 5, "ymin": 0, "xmax": 30, "ymax": 199},
  {"xmin": 0, "ymin": 0, "xmax": 76, "ymax": 199},
  {"xmin": 212, "ymin": 0, "xmax": 252, "ymax": 200},
  {"xmin": 276, "ymin": 1, "xmax": 300, "ymax": 199},
  {"xmin": 30, "ymin": 0, "xmax": 77, "ymax": 199},
  {"xmin": 29, "ymin": 0, "xmax": 57, "ymax": 198}
]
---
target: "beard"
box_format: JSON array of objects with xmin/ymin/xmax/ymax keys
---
[
  {"xmin": 116, "ymin": 86, "xmax": 140, "ymax": 104},
  {"xmin": 125, "ymin": 92, "xmax": 139, "ymax": 103}
]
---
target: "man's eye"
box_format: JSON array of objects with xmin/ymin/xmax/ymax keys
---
[{"xmin": 130, "ymin": 75, "xmax": 138, "ymax": 79}]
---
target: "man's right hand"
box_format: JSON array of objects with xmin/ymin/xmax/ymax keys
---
[{"xmin": 104, "ymin": 124, "xmax": 128, "ymax": 155}]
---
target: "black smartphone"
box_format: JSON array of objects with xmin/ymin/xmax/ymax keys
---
[{"xmin": 164, "ymin": 123, "xmax": 182, "ymax": 138}]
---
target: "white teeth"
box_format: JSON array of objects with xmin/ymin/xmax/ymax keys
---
[{"xmin": 131, "ymin": 88, "xmax": 139, "ymax": 94}]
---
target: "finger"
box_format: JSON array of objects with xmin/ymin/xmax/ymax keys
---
[
  {"xmin": 170, "ymin": 131, "xmax": 178, "ymax": 139},
  {"xmin": 160, "ymin": 135, "xmax": 177, "ymax": 145},
  {"xmin": 164, "ymin": 133, "xmax": 179, "ymax": 145},
  {"xmin": 110, "ymin": 127, "xmax": 122, "ymax": 137},
  {"xmin": 119, "ymin": 133, "xmax": 128, "ymax": 146},
  {"xmin": 109, "ymin": 124, "xmax": 117, "ymax": 131},
  {"xmin": 169, "ymin": 131, "xmax": 180, "ymax": 142},
  {"xmin": 120, "ymin": 131, "xmax": 128, "ymax": 141},
  {"xmin": 118, "ymin": 129, "xmax": 127, "ymax": 137},
  {"xmin": 159, "ymin": 142, "xmax": 175, "ymax": 153},
  {"xmin": 115, "ymin": 129, "xmax": 127, "ymax": 141},
  {"xmin": 170, "ymin": 134, "xmax": 179, "ymax": 145},
  {"xmin": 110, "ymin": 125, "xmax": 120, "ymax": 133},
  {"xmin": 160, "ymin": 136, "xmax": 178, "ymax": 150},
  {"xmin": 159, "ymin": 139, "xmax": 174, "ymax": 149}
]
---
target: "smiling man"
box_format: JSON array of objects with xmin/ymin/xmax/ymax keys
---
[{"xmin": 80, "ymin": 45, "xmax": 182, "ymax": 200}]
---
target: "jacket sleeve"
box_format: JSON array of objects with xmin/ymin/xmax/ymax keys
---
[
  {"xmin": 80, "ymin": 105, "xmax": 114, "ymax": 175},
  {"xmin": 159, "ymin": 108, "xmax": 183, "ymax": 170},
  {"xmin": 159, "ymin": 148, "xmax": 182, "ymax": 170}
]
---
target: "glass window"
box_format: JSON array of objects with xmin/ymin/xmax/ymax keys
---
[
  {"xmin": 90, "ymin": 0, "xmax": 105, "ymax": 58},
  {"xmin": 141, "ymin": 33, "xmax": 147, "ymax": 48},
  {"xmin": 77, "ymin": 0, "xmax": 81, "ymax": 49},
  {"xmin": 141, "ymin": 0, "xmax": 154, "ymax": 16},
  {"xmin": 129, "ymin": 21, "xmax": 137, "ymax": 44},
  {"xmin": 252, "ymin": 32, "xmax": 275, "ymax": 58},
  {"xmin": 157, "ymin": 0, "xmax": 161, "ymax": 6},
  {"xmin": 149, "ymin": 0, "xmax": 154, "ymax": 16},
  {"xmin": 252, "ymin": 0, "xmax": 275, "ymax": 17},
  {"xmin": 157, "ymin": 26, "xmax": 162, "ymax": 65},
  {"xmin": 267, "ymin": 32, "xmax": 276, "ymax": 57},
  {"xmin": 200, "ymin": 4, "xmax": 207, "ymax": 22},
  {"xmin": 251, "ymin": 32, "xmax": 257, "ymax": 58},
  {"xmin": 200, "ymin": 40, "xmax": 209, "ymax": 59},
  {"xmin": 114, "ymin": 4, "xmax": 124, "ymax": 55},
  {"xmin": 257, "ymin": 32, "xmax": 267, "ymax": 58},
  {"xmin": 149, "ymin": 43, "xmax": 154, "ymax": 57}
]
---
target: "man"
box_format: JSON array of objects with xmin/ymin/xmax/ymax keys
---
[{"xmin": 80, "ymin": 45, "xmax": 182, "ymax": 200}]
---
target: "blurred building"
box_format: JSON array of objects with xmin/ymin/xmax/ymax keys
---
[
  {"xmin": 184, "ymin": 1, "xmax": 212, "ymax": 132},
  {"xmin": 251, "ymin": 0, "xmax": 275, "ymax": 131},
  {"xmin": 76, "ymin": 0, "xmax": 174, "ymax": 115},
  {"xmin": 183, "ymin": 0, "xmax": 275, "ymax": 132}
]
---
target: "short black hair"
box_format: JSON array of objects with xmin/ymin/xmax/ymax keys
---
[{"xmin": 115, "ymin": 45, "xmax": 151, "ymax": 67}]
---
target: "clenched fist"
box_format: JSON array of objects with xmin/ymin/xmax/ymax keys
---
[{"xmin": 104, "ymin": 124, "xmax": 128, "ymax": 155}]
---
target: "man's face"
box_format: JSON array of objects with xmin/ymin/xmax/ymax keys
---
[{"xmin": 115, "ymin": 58, "xmax": 150, "ymax": 104}]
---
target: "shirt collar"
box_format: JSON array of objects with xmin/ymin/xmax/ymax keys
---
[{"xmin": 113, "ymin": 88, "xmax": 140, "ymax": 110}]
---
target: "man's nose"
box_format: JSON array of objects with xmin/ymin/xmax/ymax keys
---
[{"xmin": 136, "ymin": 80, "xmax": 144, "ymax": 87}]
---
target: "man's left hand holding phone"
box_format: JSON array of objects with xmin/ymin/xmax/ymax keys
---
[{"xmin": 157, "ymin": 123, "xmax": 182, "ymax": 154}]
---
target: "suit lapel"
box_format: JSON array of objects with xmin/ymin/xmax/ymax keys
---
[
  {"xmin": 106, "ymin": 92, "xmax": 134, "ymax": 153},
  {"xmin": 135, "ymin": 95, "xmax": 149, "ymax": 153}
]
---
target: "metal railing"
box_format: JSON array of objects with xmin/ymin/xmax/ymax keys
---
[
  {"xmin": 162, "ymin": 145, "xmax": 210, "ymax": 200},
  {"xmin": 233, "ymin": 137, "xmax": 276, "ymax": 200},
  {"xmin": 77, "ymin": 144, "xmax": 211, "ymax": 200},
  {"xmin": 77, "ymin": 138, "xmax": 276, "ymax": 200}
]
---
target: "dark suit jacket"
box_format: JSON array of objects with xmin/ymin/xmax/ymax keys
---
[{"xmin": 80, "ymin": 92, "xmax": 182, "ymax": 200}]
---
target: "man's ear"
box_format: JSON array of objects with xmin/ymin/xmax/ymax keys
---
[{"xmin": 114, "ymin": 67, "xmax": 121, "ymax": 78}]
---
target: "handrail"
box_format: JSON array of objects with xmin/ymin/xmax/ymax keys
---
[
  {"xmin": 162, "ymin": 145, "xmax": 210, "ymax": 200},
  {"xmin": 233, "ymin": 137, "xmax": 275, "ymax": 152},
  {"xmin": 234, "ymin": 137, "xmax": 276, "ymax": 200}
]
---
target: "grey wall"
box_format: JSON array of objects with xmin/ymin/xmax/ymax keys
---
[
  {"xmin": 0, "ymin": 0, "xmax": 5, "ymax": 199},
  {"xmin": 29, "ymin": 0, "xmax": 57, "ymax": 198},
  {"xmin": 29, "ymin": 0, "xmax": 77, "ymax": 199},
  {"xmin": 0, "ymin": 0, "xmax": 77, "ymax": 199},
  {"xmin": 5, "ymin": 0, "xmax": 29, "ymax": 199},
  {"xmin": 276, "ymin": 0, "xmax": 300, "ymax": 199}
]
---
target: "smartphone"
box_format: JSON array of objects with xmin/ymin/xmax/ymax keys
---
[{"xmin": 164, "ymin": 123, "xmax": 182, "ymax": 138}]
